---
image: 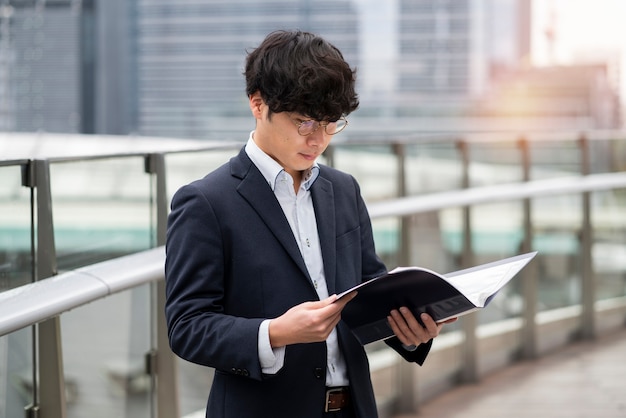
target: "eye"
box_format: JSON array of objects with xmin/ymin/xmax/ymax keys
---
[{"xmin": 299, "ymin": 120, "xmax": 316, "ymax": 128}]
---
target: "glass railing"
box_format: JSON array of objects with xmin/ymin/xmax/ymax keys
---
[
  {"xmin": 0, "ymin": 161, "xmax": 32, "ymax": 290},
  {"xmin": 0, "ymin": 131, "xmax": 625, "ymax": 418},
  {"xmin": 50, "ymin": 156, "xmax": 155, "ymax": 269}
]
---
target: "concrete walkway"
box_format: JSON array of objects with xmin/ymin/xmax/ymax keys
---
[{"xmin": 395, "ymin": 328, "xmax": 626, "ymax": 418}]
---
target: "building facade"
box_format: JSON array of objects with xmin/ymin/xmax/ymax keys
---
[
  {"xmin": 134, "ymin": 0, "xmax": 359, "ymax": 139},
  {"xmin": 0, "ymin": 0, "xmax": 620, "ymax": 139}
]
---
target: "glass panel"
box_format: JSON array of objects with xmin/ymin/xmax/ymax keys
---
[
  {"xmin": 532, "ymin": 194, "xmax": 582, "ymax": 310},
  {"xmin": 332, "ymin": 145, "xmax": 398, "ymax": 202},
  {"xmin": 62, "ymin": 285, "xmax": 152, "ymax": 418},
  {"xmin": 372, "ymin": 217, "xmax": 401, "ymax": 268},
  {"xmin": 530, "ymin": 139, "xmax": 581, "ymax": 179},
  {"xmin": 472, "ymin": 202, "xmax": 525, "ymax": 324},
  {"xmin": 406, "ymin": 141, "xmax": 463, "ymax": 194},
  {"xmin": 589, "ymin": 138, "xmax": 621, "ymax": 174},
  {"xmin": 0, "ymin": 328, "xmax": 33, "ymax": 417},
  {"xmin": 0, "ymin": 164, "xmax": 32, "ymax": 291},
  {"xmin": 165, "ymin": 148, "xmax": 239, "ymax": 202},
  {"xmin": 439, "ymin": 207, "xmax": 464, "ymax": 269},
  {"xmin": 468, "ymin": 142, "xmax": 524, "ymax": 186},
  {"xmin": 471, "ymin": 203, "xmax": 525, "ymax": 259},
  {"xmin": 0, "ymin": 164, "xmax": 34, "ymax": 418},
  {"xmin": 437, "ymin": 202, "xmax": 526, "ymax": 325},
  {"xmin": 404, "ymin": 211, "xmax": 452, "ymax": 273},
  {"xmin": 606, "ymin": 138, "xmax": 626, "ymax": 172},
  {"xmin": 593, "ymin": 189, "xmax": 626, "ymax": 300},
  {"xmin": 49, "ymin": 157, "xmax": 153, "ymax": 271}
]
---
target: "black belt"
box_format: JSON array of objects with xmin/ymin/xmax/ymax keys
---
[{"xmin": 325, "ymin": 387, "xmax": 351, "ymax": 412}]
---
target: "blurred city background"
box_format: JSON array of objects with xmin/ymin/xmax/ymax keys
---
[
  {"xmin": 1, "ymin": 1, "xmax": 625, "ymax": 418},
  {"xmin": 0, "ymin": 0, "xmax": 623, "ymax": 139}
]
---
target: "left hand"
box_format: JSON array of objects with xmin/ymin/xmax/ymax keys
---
[{"xmin": 387, "ymin": 308, "xmax": 457, "ymax": 347}]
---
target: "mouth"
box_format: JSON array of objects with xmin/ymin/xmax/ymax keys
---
[{"xmin": 300, "ymin": 152, "xmax": 318, "ymax": 161}]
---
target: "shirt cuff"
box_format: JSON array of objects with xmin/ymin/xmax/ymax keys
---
[{"xmin": 258, "ymin": 319, "xmax": 285, "ymax": 374}]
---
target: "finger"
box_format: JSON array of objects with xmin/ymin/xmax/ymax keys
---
[
  {"xmin": 305, "ymin": 295, "xmax": 347, "ymax": 314},
  {"xmin": 315, "ymin": 296, "xmax": 351, "ymax": 323},
  {"xmin": 417, "ymin": 313, "xmax": 441, "ymax": 337},
  {"xmin": 316, "ymin": 295, "xmax": 340, "ymax": 307},
  {"xmin": 332, "ymin": 291, "xmax": 357, "ymax": 307},
  {"xmin": 390, "ymin": 309, "xmax": 418, "ymax": 345},
  {"xmin": 387, "ymin": 312, "xmax": 412, "ymax": 346},
  {"xmin": 395, "ymin": 309, "xmax": 440, "ymax": 344}
]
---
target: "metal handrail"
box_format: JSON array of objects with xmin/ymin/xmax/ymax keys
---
[
  {"xmin": 2, "ymin": 172, "xmax": 625, "ymax": 338},
  {"xmin": 367, "ymin": 171, "xmax": 626, "ymax": 218},
  {"xmin": 1, "ymin": 133, "xmax": 625, "ymax": 417},
  {"xmin": 3, "ymin": 130, "xmax": 626, "ymax": 163},
  {"xmin": 0, "ymin": 247, "xmax": 164, "ymax": 337}
]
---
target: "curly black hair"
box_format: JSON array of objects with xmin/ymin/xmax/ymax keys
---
[{"xmin": 245, "ymin": 30, "xmax": 359, "ymax": 122}]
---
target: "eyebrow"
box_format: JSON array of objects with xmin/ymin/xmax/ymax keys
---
[{"xmin": 290, "ymin": 113, "xmax": 311, "ymax": 120}]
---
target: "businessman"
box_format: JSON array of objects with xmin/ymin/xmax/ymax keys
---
[{"xmin": 165, "ymin": 29, "xmax": 452, "ymax": 418}]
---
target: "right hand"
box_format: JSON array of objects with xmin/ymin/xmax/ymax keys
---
[
  {"xmin": 387, "ymin": 309, "xmax": 455, "ymax": 347},
  {"xmin": 268, "ymin": 292, "xmax": 357, "ymax": 348}
]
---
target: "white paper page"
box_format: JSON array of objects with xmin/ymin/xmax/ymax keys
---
[{"xmin": 443, "ymin": 252, "xmax": 536, "ymax": 307}]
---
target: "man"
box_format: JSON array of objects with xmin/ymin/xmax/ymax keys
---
[{"xmin": 165, "ymin": 30, "xmax": 451, "ymax": 418}]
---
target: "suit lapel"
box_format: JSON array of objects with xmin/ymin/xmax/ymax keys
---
[
  {"xmin": 311, "ymin": 176, "xmax": 337, "ymax": 294},
  {"xmin": 231, "ymin": 150, "xmax": 311, "ymax": 281}
]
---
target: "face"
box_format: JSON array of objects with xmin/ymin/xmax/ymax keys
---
[{"xmin": 249, "ymin": 92, "xmax": 332, "ymax": 181}]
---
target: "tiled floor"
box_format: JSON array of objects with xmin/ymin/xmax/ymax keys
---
[{"xmin": 395, "ymin": 328, "xmax": 626, "ymax": 418}]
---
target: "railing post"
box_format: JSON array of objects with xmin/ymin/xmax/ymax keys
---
[
  {"xmin": 579, "ymin": 135, "xmax": 596, "ymax": 340},
  {"xmin": 518, "ymin": 137, "xmax": 538, "ymax": 359},
  {"xmin": 323, "ymin": 143, "xmax": 335, "ymax": 168},
  {"xmin": 457, "ymin": 140, "xmax": 478, "ymax": 383},
  {"xmin": 145, "ymin": 154, "xmax": 180, "ymax": 418},
  {"xmin": 24, "ymin": 159, "xmax": 67, "ymax": 418},
  {"xmin": 392, "ymin": 141, "xmax": 417, "ymax": 414},
  {"xmin": 394, "ymin": 142, "xmax": 411, "ymax": 267}
]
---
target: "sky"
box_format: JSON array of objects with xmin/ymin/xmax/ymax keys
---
[
  {"xmin": 532, "ymin": 0, "xmax": 626, "ymax": 103},
  {"xmin": 532, "ymin": 0, "xmax": 626, "ymax": 65},
  {"xmin": 352, "ymin": 0, "xmax": 626, "ymax": 111}
]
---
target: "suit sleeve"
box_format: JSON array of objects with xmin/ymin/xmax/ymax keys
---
[
  {"xmin": 164, "ymin": 183, "xmax": 265, "ymax": 380},
  {"xmin": 385, "ymin": 338, "xmax": 433, "ymax": 364}
]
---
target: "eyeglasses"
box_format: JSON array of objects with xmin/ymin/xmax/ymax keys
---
[{"xmin": 290, "ymin": 116, "xmax": 348, "ymax": 136}]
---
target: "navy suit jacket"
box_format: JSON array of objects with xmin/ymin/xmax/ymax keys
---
[{"xmin": 165, "ymin": 148, "xmax": 431, "ymax": 418}]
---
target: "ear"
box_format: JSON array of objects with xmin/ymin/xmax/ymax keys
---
[{"xmin": 248, "ymin": 91, "xmax": 264, "ymax": 119}]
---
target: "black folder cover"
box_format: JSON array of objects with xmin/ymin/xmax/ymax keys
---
[{"xmin": 338, "ymin": 252, "xmax": 537, "ymax": 345}]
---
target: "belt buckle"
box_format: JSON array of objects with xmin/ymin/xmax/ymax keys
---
[{"xmin": 325, "ymin": 387, "xmax": 344, "ymax": 413}]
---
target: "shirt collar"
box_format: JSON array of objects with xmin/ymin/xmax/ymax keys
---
[{"xmin": 245, "ymin": 131, "xmax": 320, "ymax": 191}]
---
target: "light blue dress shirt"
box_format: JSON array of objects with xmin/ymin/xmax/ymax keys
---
[{"xmin": 245, "ymin": 133, "xmax": 349, "ymax": 387}]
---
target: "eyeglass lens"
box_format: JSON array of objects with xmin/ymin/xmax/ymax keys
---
[{"xmin": 299, "ymin": 119, "xmax": 347, "ymax": 135}]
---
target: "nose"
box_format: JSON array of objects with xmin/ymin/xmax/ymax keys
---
[{"xmin": 306, "ymin": 128, "xmax": 325, "ymax": 147}]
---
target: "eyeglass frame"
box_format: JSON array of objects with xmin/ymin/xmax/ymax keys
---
[{"xmin": 289, "ymin": 115, "xmax": 348, "ymax": 136}]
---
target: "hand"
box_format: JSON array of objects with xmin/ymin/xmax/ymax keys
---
[
  {"xmin": 387, "ymin": 308, "xmax": 457, "ymax": 347},
  {"xmin": 268, "ymin": 292, "xmax": 357, "ymax": 348}
]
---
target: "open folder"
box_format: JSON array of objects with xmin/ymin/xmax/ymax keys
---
[{"xmin": 337, "ymin": 251, "xmax": 538, "ymax": 345}]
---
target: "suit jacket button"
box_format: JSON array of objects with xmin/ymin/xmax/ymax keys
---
[{"xmin": 314, "ymin": 367, "xmax": 324, "ymax": 379}]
